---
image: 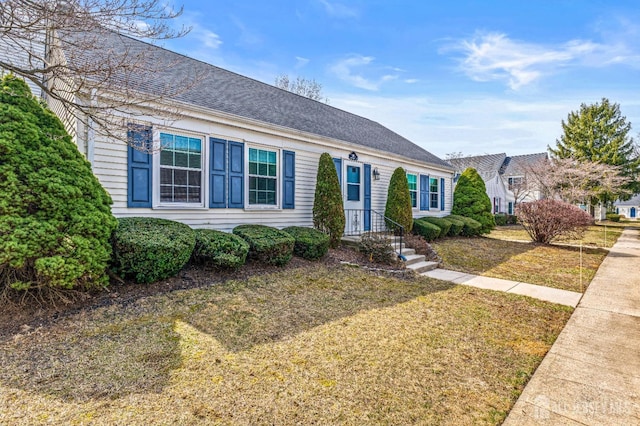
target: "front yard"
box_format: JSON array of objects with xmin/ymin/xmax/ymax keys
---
[
  {"xmin": 431, "ymin": 223, "xmax": 625, "ymax": 293},
  {"xmin": 0, "ymin": 264, "xmax": 571, "ymax": 425}
]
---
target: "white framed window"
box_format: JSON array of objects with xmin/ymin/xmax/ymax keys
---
[
  {"xmin": 248, "ymin": 147, "xmax": 278, "ymax": 206},
  {"xmin": 508, "ymin": 176, "xmax": 524, "ymax": 191},
  {"xmin": 430, "ymin": 177, "xmax": 439, "ymax": 209},
  {"xmin": 156, "ymin": 131, "xmax": 205, "ymax": 207},
  {"xmin": 407, "ymin": 173, "xmax": 417, "ymax": 208}
]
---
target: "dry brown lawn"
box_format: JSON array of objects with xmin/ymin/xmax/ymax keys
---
[
  {"xmin": 0, "ymin": 265, "xmax": 571, "ymax": 425},
  {"xmin": 488, "ymin": 223, "xmax": 625, "ymax": 248},
  {"xmin": 431, "ymin": 235, "xmax": 609, "ymax": 292}
]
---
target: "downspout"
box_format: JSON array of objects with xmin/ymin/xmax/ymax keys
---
[{"xmin": 86, "ymin": 88, "xmax": 96, "ymax": 166}]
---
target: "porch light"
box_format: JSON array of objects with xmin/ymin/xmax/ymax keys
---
[{"xmin": 372, "ymin": 167, "xmax": 380, "ymax": 180}]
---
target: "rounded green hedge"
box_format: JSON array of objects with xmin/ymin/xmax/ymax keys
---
[
  {"xmin": 412, "ymin": 220, "xmax": 441, "ymax": 241},
  {"xmin": 420, "ymin": 217, "xmax": 452, "ymax": 237},
  {"xmin": 192, "ymin": 229, "xmax": 249, "ymax": 269},
  {"xmin": 447, "ymin": 214, "xmax": 482, "ymax": 237},
  {"xmin": 283, "ymin": 226, "xmax": 330, "ymax": 260},
  {"xmin": 233, "ymin": 224, "xmax": 295, "ymax": 266},
  {"xmin": 111, "ymin": 217, "xmax": 195, "ymax": 283},
  {"xmin": 444, "ymin": 217, "xmax": 464, "ymax": 236}
]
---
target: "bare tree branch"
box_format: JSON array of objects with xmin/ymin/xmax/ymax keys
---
[
  {"xmin": 1, "ymin": 0, "xmax": 206, "ymax": 150},
  {"xmin": 275, "ymin": 74, "xmax": 329, "ymax": 103}
]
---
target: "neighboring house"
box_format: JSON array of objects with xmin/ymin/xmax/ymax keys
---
[
  {"xmin": 448, "ymin": 152, "xmax": 547, "ymax": 214},
  {"xmin": 22, "ymin": 29, "xmax": 454, "ymax": 233},
  {"xmin": 0, "ymin": 31, "xmax": 45, "ymax": 98},
  {"xmin": 615, "ymin": 195, "xmax": 640, "ymax": 219}
]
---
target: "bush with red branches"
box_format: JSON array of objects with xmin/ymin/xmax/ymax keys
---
[{"xmin": 516, "ymin": 200, "xmax": 594, "ymax": 244}]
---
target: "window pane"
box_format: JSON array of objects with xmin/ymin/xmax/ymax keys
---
[
  {"xmin": 188, "ymin": 170, "xmax": 200, "ymax": 186},
  {"xmin": 259, "ymin": 150, "xmax": 267, "ymax": 162},
  {"xmin": 249, "ymin": 162, "xmax": 257, "ymax": 174},
  {"xmin": 431, "ymin": 193, "xmax": 438, "ymax": 208},
  {"xmin": 249, "ymin": 148, "xmax": 257, "ymax": 162},
  {"xmin": 174, "ymin": 152, "xmax": 188, "ymax": 168},
  {"xmin": 268, "ymin": 164, "xmax": 276, "ymax": 176},
  {"xmin": 249, "ymin": 177, "xmax": 257, "ymax": 190},
  {"xmin": 410, "ymin": 192, "xmax": 417, "ymax": 208},
  {"xmin": 407, "ymin": 174, "xmax": 417, "ymax": 191},
  {"xmin": 268, "ymin": 151, "xmax": 276, "ymax": 164},
  {"xmin": 259, "ymin": 163, "xmax": 268, "ymax": 176},
  {"xmin": 160, "ymin": 168, "xmax": 172, "ymax": 185},
  {"xmin": 347, "ymin": 166, "xmax": 360, "ymax": 184},
  {"xmin": 266, "ymin": 192, "xmax": 275, "ymax": 205},
  {"xmin": 188, "ymin": 187, "xmax": 201, "ymax": 202},
  {"xmin": 430, "ymin": 177, "xmax": 438, "ymax": 193},
  {"xmin": 160, "ymin": 133, "xmax": 173, "ymax": 148},
  {"xmin": 258, "ymin": 178, "xmax": 266, "ymax": 190},
  {"xmin": 160, "ymin": 185, "xmax": 172, "ymax": 202},
  {"xmin": 189, "ymin": 138, "xmax": 201, "ymax": 153},
  {"xmin": 188, "ymin": 153, "xmax": 201, "ymax": 169},
  {"xmin": 174, "ymin": 186, "xmax": 188, "ymax": 202},
  {"xmin": 160, "ymin": 150, "xmax": 173, "ymax": 166},
  {"xmin": 175, "ymin": 135, "xmax": 189, "ymax": 151},
  {"xmin": 347, "ymin": 183, "xmax": 360, "ymax": 201},
  {"xmin": 174, "ymin": 169, "xmax": 188, "ymax": 185},
  {"xmin": 267, "ymin": 178, "xmax": 276, "ymax": 191}
]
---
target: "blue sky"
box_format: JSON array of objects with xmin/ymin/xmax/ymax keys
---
[{"xmin": 162, "ymin": 0, "xmax": 640, "ymax": 158}]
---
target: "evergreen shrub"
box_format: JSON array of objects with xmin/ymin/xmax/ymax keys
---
[
  {"xmin": 606, "ymin": 213, "xmax": 621, "ymax": 222},
  {"xmin": 451, "ymin": 168, "xmax": 495, "ymax": 233},
  {"xmin": 420, "ymin": 217, "xmax": 452, "ymax": 237},
  {"xmin": 412, "ymin": 220, "xmax": 441, "ymax": 241},
  {"xmin": 444, "ymin": 217, "xmax": 464, "ymax": 236},
  {"xmin": 283, "ymin": 226, "xmax": 330, "ymax": 260},
  {"xmin": 0, "ymin": 75, "xmax": 117, "ymax": 293},
  {"xmin": 447, "ymin": 215, "xmax": 482, "ymax": 237},
  {"xmin": 233, "ymin": 224, "xmax": 295, "ymax": 266},
  {"xmin": 385, "ymin": 168, "xmax": 413, "ymax": 233},
  {"xmin": 192, "ymin": 229, "xmax": 249, "ymax": 269},
  {"xmin": 313, "ymin": 153, "xmax": 345, "ymax": 248},
  {"xmin": 494, "ymin": 213, "xmax": 507, "ymax": 226},
  {"xmin": 111, "ymin": 217, "xmax": 195, "ymax": 283}
]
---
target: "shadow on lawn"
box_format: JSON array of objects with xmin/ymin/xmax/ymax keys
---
[{"xmin": 0, "ymin": 264, "xmax": 454, "ymax": 402}]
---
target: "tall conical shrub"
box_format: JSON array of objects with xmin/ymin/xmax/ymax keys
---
[
  {"xmin": 385, "ymin": 167, "xmax": 413, "ymax": 233},
  {"xmin": 451, "ymin": 167, "xmax": 495, "ymax": 233},
  {"xmin": 313, "ymin": 153, "xmax": 345, "ymax": 247},
  {"xmin": 0, "ymin": 75, "xmax": 117, "ymax": 292}
]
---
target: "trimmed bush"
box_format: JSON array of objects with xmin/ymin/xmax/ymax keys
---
[
  {"xmin": 606, "ymin": 213, "xmax": 621, "ymax": 222},
  {"xmin": 505, "ymin": 214, "xmax": 518, "ymax": 225},
  {"xmin": 385, "ymin": 167, "xmax": 413, "ymax": 233},
  {"xmin": 494, "ymin": 213, "xmax": 507, "ymax": 226},
  {"xmin": 359, "ymin": 234, "xmax": 396, "ymax": 264},
  {"xmin": 233, "ymin": 224, "xmax": 295, "ymax": 266},
  {"xmin": 111, "ymin": 217, "xmax": 195, "ymax": 284},
  {"xmin": 192, "ymin": 229, "xmax": 249, "ymax": 269},
  {"xmin": 313, "ymin": 153, "xmax": 345, "ymax": 248},
  {"xmin": 412, "ymin": 220, "xmax": 441, "ymax": 241},
  {"xmin": 0, "ymin": 75, "xmax": 117, "ymax": 293},
  {"xmin": 445, "ymin": 217, "xmax": 464, "ymax": 236},
  {"xmin": 420, "ymin": 217, "xmax": 452, "ymax": 237},
  {"xmin": 283, "ymin": 226, "xmax": 330, "ymax": 260},
  {"xmin": 451, "ymin": 167, "xmax": 495, "ymax": 233},
  {"xmin": 447, "ymin": 214, "xmax": 482, "ymax": 237}
]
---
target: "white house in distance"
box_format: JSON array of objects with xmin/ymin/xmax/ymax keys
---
[
  {"xmin": 448, "ymin": 152, "xmax": 547, "ymax": 214},
  {"xmin": 615, "ymin": 195, "xmax": 640, "ymax": 219},
  {"xmin": 4, "ymin": 28, "xmax": 454, "ymax": 233}
]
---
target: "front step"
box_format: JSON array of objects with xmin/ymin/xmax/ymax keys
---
[{"xmin": 406, "ymin": 260, "xmax": 439, "ymax": 274}]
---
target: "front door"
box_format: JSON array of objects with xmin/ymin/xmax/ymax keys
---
[
  {"xmin": 631, "ymin": 207, "xmax": 636, "ymax": 218},
  {"xmin": 344, "ymin": 162, "xmax": 364, "ymax": 234}
]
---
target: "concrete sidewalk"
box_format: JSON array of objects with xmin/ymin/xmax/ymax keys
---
[
  {"xmin": 421, "ymin": 269, "xmax": 583, "ymax": 307},
  {"xmin": 504, "ymin": 228, "xmax": 640, "ymax": 425}
]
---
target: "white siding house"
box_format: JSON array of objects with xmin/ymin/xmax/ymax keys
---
[
  {"xmin": 49, "ymin": 30, "xmax": 454, "ymax": 232},
  {"xmin": 615, "ymin": 195, "xmax": 640, "ymax": 220}
]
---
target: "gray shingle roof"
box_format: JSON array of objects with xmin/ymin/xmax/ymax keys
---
[
  {"xmin": 62, "ymin": 30, "xmax": 452, "ymax": 170},
  {"xmin": 615, "ymin": 194, "xmax": 640, "ymax": 206},
  {"xmin": 501, "ymin": 152, "xmax": 548, "ymax": 176},
  {"xmin": 447, "ymin": 153, "xmax": 507, "ymax": 181}
]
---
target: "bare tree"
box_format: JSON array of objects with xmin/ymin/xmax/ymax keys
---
[
  {"xmin": 275, "ymin": 74, "xmax": 328, "ymax": 103},
  {"xmin": 523, "ymin": 158, "xmax": 631, "ymax": 205},
  {"xmin": 0, "ymin": 0, "xmax": 204, "ymax": 149}
]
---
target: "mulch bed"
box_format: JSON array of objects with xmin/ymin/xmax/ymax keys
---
[{"xmin": 0, "ymin": 247, "xmax": 403, "ymax": 341}]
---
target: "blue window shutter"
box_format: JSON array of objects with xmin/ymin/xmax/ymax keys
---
[
  {"xmin": 420, "ymin": 174, "xmax": 429, "ymax": 211},
  {"xmin": 127, "ymin": 125, "xmax": 153, "ymax": 208},
  {"xmin": 282, "ymin": 150, "xmax": 295, "ymax": 209},
  {"xmin": 440, "ymin": 178, "xmax": 445, "ymax": 211},
  {"xmin": 209, "ymin": 138, "xmax": 227, "ymax": 208},
  {"xmin": 228, "ymin": 141, "xmax": 244, "ymax": 208},
  {"xmin": 363, "ymin": 164, "xmax": 371, "ymax": 231},
  {"xmin": 333, "ymin": 157, "xmax": 342, "ymax": 187}
]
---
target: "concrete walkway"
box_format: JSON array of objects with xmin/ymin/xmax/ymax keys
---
[
  {"xmin": 503, "ymin": 228, "xmax": 640, "ymax": 425},
  {"xmin": 421, "ymin": 269, "xmax": 583, "ymax": 307}
]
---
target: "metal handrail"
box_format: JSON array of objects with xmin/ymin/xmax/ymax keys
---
[{"xmin": 343, "ymin": 209, "xmax": 405, "ymax": 258}]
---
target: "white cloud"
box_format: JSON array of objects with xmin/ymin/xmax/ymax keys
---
[
  {"xmin": 404, "ymin": 79, "xmax": 419, "ymax": 84},
  {"xmin": 330, "ymin": 55, "xmax": 403, "ymax": 91},
  {"xmin": 318, "ymin": 0, "xmax": 359, "ymax": 18},
  {"xmin": 446, "ymin": 32, "xmax": 601, "ymax": 90},
  {"xmin": 295, "ymin": 56, "xmax": 310, "ymax": 69},
  {"xmin": 199, "ymin": 30, "xmax": 223, "ymax": 49}
]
